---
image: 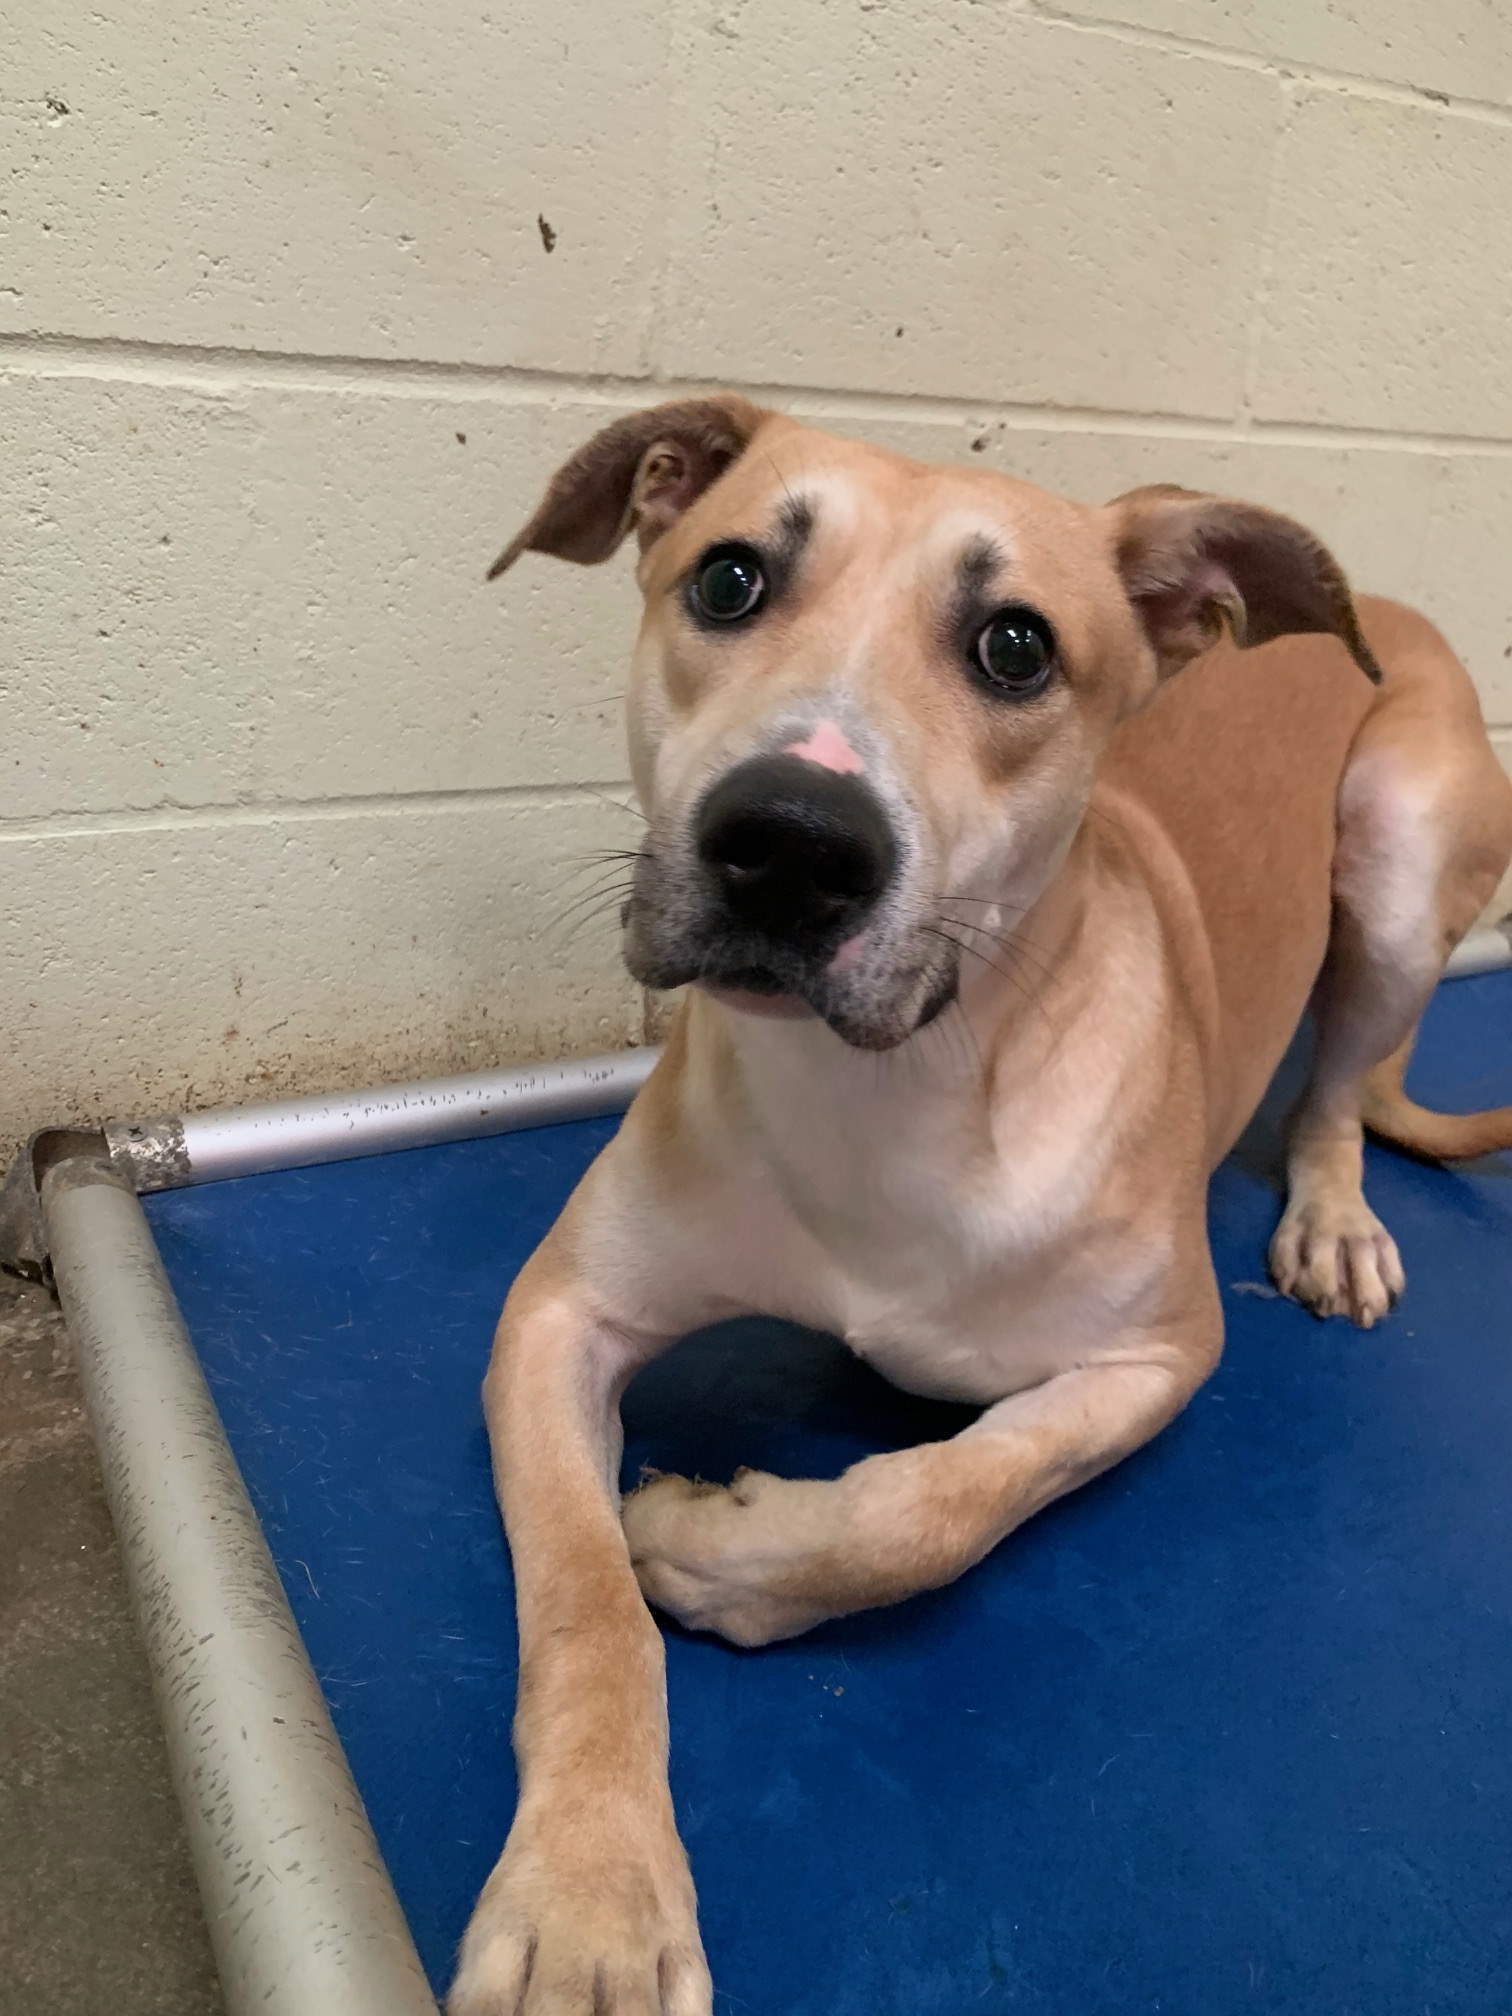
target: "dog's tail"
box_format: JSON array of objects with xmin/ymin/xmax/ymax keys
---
[{"xmin": 1364, "ymin": 1084, "xmax": 1512, "ymax": 1163}]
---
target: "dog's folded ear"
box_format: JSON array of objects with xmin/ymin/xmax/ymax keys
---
[
  {"xmin": 1103, "ymin": 484, "xmax": 1381, "ymax": 684},
  {"xmin": 486, "ymin": 395, "xmax": 772, "ymax": 582}
]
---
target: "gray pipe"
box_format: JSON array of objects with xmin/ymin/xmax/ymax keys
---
[
  {"xmin": 107, "ymin": 1046, "xmax": 659, "ymax": 1192},
  {"xmin": 41, "ymin": 1152, "xmax": 438, "ymax": 2016}
]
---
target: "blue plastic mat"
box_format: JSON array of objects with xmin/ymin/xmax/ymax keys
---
[{"xmin": 146, "ymin": 974, "xmax": 1512, "ymax": 2015}]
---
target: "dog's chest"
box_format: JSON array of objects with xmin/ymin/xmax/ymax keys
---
[
  {"xmin": 733, "ymin": 1054, "xmax": 1142, "ymax": 1403},
  {"xmin": 828, "ymin": 1208, "xmax": 1157, "ymax": 1404}
]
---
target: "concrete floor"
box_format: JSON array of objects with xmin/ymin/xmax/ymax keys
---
[{"xmin": 1, "ymin": 1267, "xmax": 223, "ymax": 2016}]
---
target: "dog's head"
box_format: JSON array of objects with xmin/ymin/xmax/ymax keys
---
[{"xmin": 492, "ymin": 397, "xmax": 1379, "ymax": 1050}]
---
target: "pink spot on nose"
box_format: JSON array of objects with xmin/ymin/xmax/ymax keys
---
[
  {"xmin": 785, "ymin": 720, "xmax": 864, "ymax": 776},
  {"xmin": 830, "ymin": 933, "xmax": 866, "ymax": 974}
]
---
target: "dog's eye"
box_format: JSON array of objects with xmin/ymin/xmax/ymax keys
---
[
  {"xmin": 691, "ymin": 543, "xmax": 767, "ymax": 624},
  {"xmin": 972, "ymin": 607, "xmax": 1056, "ymax": 697}
]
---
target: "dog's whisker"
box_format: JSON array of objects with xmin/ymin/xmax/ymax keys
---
[
  {"xmin": 553, "ymin": 846, "xmax": 656, "ymax": 892},
  {"xmin": 925, "ymin": 925, "xmax": 1057, "ymax": 1040},
  {"xmin": 577, "ymin": 783, "xmax": 649, "ymax": 825},
  {"xmin": 932, "ymin": 892, "xmax": 1034, "ymax": 913},
  {"xmin": 564, "ymin": 845, "xmax": 656, "ymax": 868},
  {"xmin": 916, "ymin": 990, "xmax": 986, "ymax": 1090},
  {"xmin": 539, "ymin": 880, "xmax": 637, "ymax": 944},
  {"xmin": 543, "ymin": 908, "xmax": 633, "ymax": 958},
  {"xmin": 935, "ymin": 902, "xmax": 1059, "ymax": 962},
  {"xmin": 552, "ymin": 868, "xmax": 640, "ymax": 905},
  {"xmin": 937, "ymin": 912, "xmax": 1061, "ymax": 989},
  {"xmin": 561, "ymin": 691, "xmax": 629, "ymax": 714},
  {"xmin": 539, "ymin": 912, "xmax": 630, "ymax": 957}
]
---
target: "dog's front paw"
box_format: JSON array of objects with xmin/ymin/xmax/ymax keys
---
[
  {"xmin": 449, "ymin": 1825, "xmax": 710, "ymax": 2015},
  {"xmin": 624, "ymin": 1468, "xmax": 837, "ymax": 1647},
  {"xmin": 1270, "ymin": 1196, "xmax": 1405, "ymax": 1328}
]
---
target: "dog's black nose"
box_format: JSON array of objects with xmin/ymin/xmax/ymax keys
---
[{"xmin": 696, "ymin": 754, "xmax": 897, "ymax": 940}]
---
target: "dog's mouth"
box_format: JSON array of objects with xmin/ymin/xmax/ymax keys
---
[
  {"xmin": 699, "ymin": 971, "xmax": 818, "ymax": 1021},
  {"xmin": 704, "ymin": 962, "xmax": 792, "ymax": 996},
  {"xmin": 625, "ymin": 917, "xmax": 960, "ymax": 1051},
  {"xmin": 631, "ymin": 937, "xmax": 821, "ymax": 1012}
]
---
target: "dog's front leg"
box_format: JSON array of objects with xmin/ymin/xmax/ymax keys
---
[
  {"xmin": 625, "ymin": 1329, "xmax": 1216, "ymax": 1649},
  {"xmin": 451, "ymin": 1236, "xmax": 711, "ymax": 2016}
]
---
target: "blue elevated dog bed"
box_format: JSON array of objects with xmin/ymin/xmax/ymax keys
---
[{"xmin": 120, "ymin": 970, "xmax": 1512, "ymax": 2015}]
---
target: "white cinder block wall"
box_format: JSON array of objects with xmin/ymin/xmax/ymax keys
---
[{"xmin": 5, "ymin": 1, "xmax": 1512, "ymax": 1161}]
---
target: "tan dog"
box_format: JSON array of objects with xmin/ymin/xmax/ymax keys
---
[{"xmin": 449, "ymin": 398, "xmax": 1512, "ymax": 2016}]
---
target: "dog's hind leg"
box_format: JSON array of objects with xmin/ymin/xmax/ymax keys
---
[{"xmin": 1270, "ymin": 609, "xmax": 1512, "ymax": 1327}]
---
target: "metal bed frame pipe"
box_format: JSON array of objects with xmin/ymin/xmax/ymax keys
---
[
  {"xmin": 41, "ymin": 1151, "xmax": 440, "ymax": 2016},
  {"xmin": 105, "ymin": 1046, "xmax": 659, "ymax": 1192}
]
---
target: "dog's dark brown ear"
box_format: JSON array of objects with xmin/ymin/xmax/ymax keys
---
[
  {"xmin": 486, "ymin": 394, "xmax": 771, "ymax": 582},
  {"xmin": 1103, "ymin": 484, "xmax": 1381, "ymax": 683}
]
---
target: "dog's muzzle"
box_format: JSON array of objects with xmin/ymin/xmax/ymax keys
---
[
  {"xmin": 624, "ymin": 755, "xmax": 955, "ymax": 1047},
  {"xmin": 694, "ymin": 755, "xmax": 897, "ymax": 961}
]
